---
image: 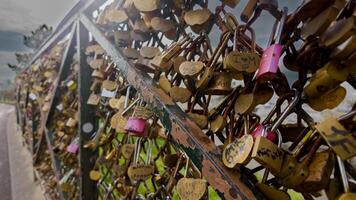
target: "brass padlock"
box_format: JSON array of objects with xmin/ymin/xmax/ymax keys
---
[
  {"xmin": 320, "ymin": 15, "xmax": 356, "ymax": 48},
  {"xmin": 307, "ymin": 85, "xmax": 346, "ymax": 111},
  {"xmin": 304, "ymin": 61, "xmax": 349, "ymax": 98},
  {"xmin": 224, "ymin": 25, "xmax": 260, "ymax": 73},
  {"xmin": 183, "ymin": 8, "xmax": 213, "ymax": 34},
  {"xmin": 127, "ymin": 138, "xmax": 154, "ymax": 182},
  {"xmin": 205, "ymin": 72, "xmax": 232, "ymax": 95},
  {"xmin": 295, "ymin": 150, "xmax": 335, "ymax": 193},
  {"xmin": 300, "ymin": 1, "xmax": 346, "ymax": 39},
  {"xmin": 176, "ymin": 154, "xmax": 207, "ymax": 200}
]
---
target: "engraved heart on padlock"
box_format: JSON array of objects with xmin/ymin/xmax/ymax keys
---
[
  {"xmin": 176, "ymin": 178, "xmax": 207, "ymax": 200},
  {"xmin": 127, "ymin": 164, "xmax": 154, "ymax": 181},
  {"xmin": 222, "ymin": 134, "xmax": 254, "ymax": 168}
]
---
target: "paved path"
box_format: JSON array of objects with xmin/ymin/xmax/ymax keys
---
[
  {"xmin": 0, "ymin": 104, "xmax": 43, "ymax": 200},
  {"xmin": 0, "ymin": 104, "xmax": 13, "ymax": 199}
]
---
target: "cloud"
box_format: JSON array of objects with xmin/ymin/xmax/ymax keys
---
[
  {"xmin": 0, "ymin": 0, "xmax": 78, "ymax": 33},
  {"xmin": 0, "ymin": 51, "xmax": 17, "ymax": 81},
  {"xmin": 0, "ymin": 0, "xmax": 39, "ymax": 33}
]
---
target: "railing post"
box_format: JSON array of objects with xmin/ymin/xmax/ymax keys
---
[{"xmin": 77, "ymin": 19, "xmax": 98, "ymax": 200}]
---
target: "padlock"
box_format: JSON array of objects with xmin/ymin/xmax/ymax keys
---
[
  {"xmin": 307, "ymin": 85, "xmax": 346, "ymax": 111},
  {"xmin": 150, "ymin": 17, "xmax": 177, "ymax": 40},
  {"xmin": 224, "ymin": 25, "xmax": 260, "ymax": 73},
  {"xmin": 125, "ymin": 117, "xmax": 146, "ymax": 135},
  {"xmin": 250, "ymin": 92, "xmax": 296, "ymax": 141},
  {"xmin": 127, "ymin": 138, "xmax": 154, "ymax": 182},
  {"xmin": 183, "ymin": 8, "xmax": 213, "ymax": 34},
  {"xmin": 210, "ymin": 90, "xmax": 238, "ymax": 133},
  {"xmin": 176, "ymin": 153, "xmax": 207, "ymax": 200},
  {"xmin": 196, "ymin": 31, "xmax": 231, "ymax": 91},
  {"xmin": 300, "ymin": 0, "xmax": 346, "ymax": 39},
  {"xmin": 294, "ymin": 150, "xmax": 335, "ymax": 193},
  {"xmin": 205, "ymin": 72, "xmax": 232, "ymax": 95},
  {"xmin": 331, "ymin": 34, "xmax": 356, "ymax": 60},
  {"xmin": 169, "ymin": 86, "xmax": 192, "ymax": 103},
  {"xmin": 315, "ymin": 116, "xmax": 356, "ymax": 160},
  {"xmin": 222, "ymin": 116, "xmax": 254, "ymax": 167},
  {"xmin": 320, "ymin": 15, "xmax": 356, "ymax": 48},
  {"xmin": 252, "ymin": 91, "xmax": 300, "ymax": 174},
  {"xmin": 256, "ymin": 7, "xmax": 288, "ymax": 80},
  {"xmin": 66, "ymin": 137, "xmax": 79, "ymax": 154},
  {"xmin": 279, "ymin": 136, "xmax": 324, "ymax": 189},
  {"xmin": 133, "ymin": 0, "xmax": 159, "ymax": 13},
  {"xmin": 304, "ymin": 61, "xmax": 349, "ymax": 99}
]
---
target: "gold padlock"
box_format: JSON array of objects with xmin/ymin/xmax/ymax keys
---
[{"xmin": 304, "ymin": 61, "xmax": 349, "ymax": 98}]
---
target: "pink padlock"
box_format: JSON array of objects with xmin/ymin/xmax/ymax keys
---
[
  {"xmin": 256, "ymin": 7, "xmax": 288, "ymax": 80},
  {"xmin": 125, "ymin": 117, "xmax": 146, "ymax": 136},
  {"xmin": 67, "ymin": 143, "xmax": 79, "ymax": 154},
  {"xmin": 250, "ymin": 124, "xmax": 276, "ymax": 141},
  {"xmin": 256, "ymin": 44, "xmax": 282, "ymax": 78}
]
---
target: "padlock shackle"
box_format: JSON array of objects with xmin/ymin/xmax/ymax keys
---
[
  {"xmin": 271, "ymin": 90, "xmax": 300, "ymax": 132},
  {"xmin": 337, "ymin": 155, "xmax": 350, "ymax": 193},
  {"xmin": 276, "ymin": 7, "xmax": 288, "ymax": 44},
  {"xmin": 124, "ymin": 85, "xmax": 131, "ymax": 108}
]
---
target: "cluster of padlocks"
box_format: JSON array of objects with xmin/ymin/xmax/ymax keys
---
[{"xmin": 15, "ymin": 0, "xmax": 355, "ymax": 199}]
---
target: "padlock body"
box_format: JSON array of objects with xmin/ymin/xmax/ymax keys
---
[
  {"xmin": 257, "ymin": 44, "xmax": 282, "ymax": 79},
  {"xmin": 250, "ymin": 124, "xmax": 276, "ymax": 141},
  {"xmin": 67, "ymin": 143, "xmax": 79, "ymax": 154},
  {"xmin": 125, "ymin": 117, "xmax": 146, "ymax": 135}
]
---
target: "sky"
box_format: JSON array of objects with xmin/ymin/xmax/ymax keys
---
[
  {"xmin": 0, "ymin": 0, "xmax": 78, "ymax": 88},
  {"xmin": 0, "ymin": 0, "xmax": 301, "ymax": 89}
]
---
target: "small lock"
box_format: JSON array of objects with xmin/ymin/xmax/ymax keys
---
[
  {"xmin": 66, "ymin": 137, "xmax": 79, "ymax": 154},
  {"xmin": 224, "ymin": 25, "xmax": 260, "ymax": 73},
  {"xmin": 127, "ymin": 138, "xmax": 154, "ymax": 182},
  {"xmin": 304, "ymin": 61, "xmax": 349, "ymax": 99},
  {"xmin": 125, "ymin": 117, "xmax": 147, "ymax": 135}
]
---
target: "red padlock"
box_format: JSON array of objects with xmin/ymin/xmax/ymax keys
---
[
  {"xmin": 251, "ymin": 124, "xmax": 276, "ymax": 141},
  {"xmin": 256, "ymin": 7, "xmax": 288, "ymax": 80}
]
